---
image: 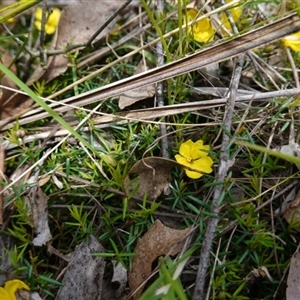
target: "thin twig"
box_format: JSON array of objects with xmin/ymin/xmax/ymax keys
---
[
  {"xmin": 192, "ymin": 54, "xmax": 246, "ymax": 299},
  {"xmin": 284, "ymin": 45, "xmax": 300, "ymax": 88},
  {"xmin": 156, "ymin": 0, "xmax": 169, "ymax": 159},
  {"xmin": 39, "ymin": 0, "xmax": 47, "ymax": 68},
  {"xmin": 86, "ymin": 0, "xmax": 133, "ymax": 47}
]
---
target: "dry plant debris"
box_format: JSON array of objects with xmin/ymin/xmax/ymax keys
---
[
  {"xmin": 119, "ymin": 60, "xmax": 156, "ymax": 109},
  {"xmin": 128, "ymin": 219, "xmax": 191, "ymax": 300},
  {"xmin": 124, "ymin": 157, "xmax": 178, "ymax": 201},
  {"xmin": 1, "ymin": 0, "xmax": 300, "ymax": 299},
  {"xmin": 284, "ymin": 188, "xmax": 300, "ymax": 233},
  {"xmin": 55, "ymin": 235, "xmax": 105, "ymax": 300},
  {"xmin": 287, "ymin": 246, "xmax": 300, "ymax": 300}
]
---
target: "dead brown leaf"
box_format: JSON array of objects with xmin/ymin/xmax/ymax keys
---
[
  {"xmin": 287, "ymin": 246, "xmax": 300, "ymax": 300},
  {"xmin": 110, "ymin": 259, "xmax": 127, "ymax": 298},
  {"xmin": 124, "ymin": 157, "xmax": 178, "ymax": 201},
  {"xmin": 128, "ymin": 219, "xmax": 191, "ymax": 300},
  {"xmin": 16, "ymin": 289, "xmax": 42, "ymax": 300},
  {"xmin": 39, "ymin": 1, "xmax": 125, "ymax": 83},
  {"xmin": 56, "ymin": 235, "xmax": 105, "ymax": 300},
  {"xmin": 119, "ymin": 60, "xmax": 155, "ymax": 109},
  {"xmin": 284, "ymin": 188, "xmax": 300, "ymax": 232},
  {"xmin": 245, "ymin": 266, "xmax": 273, "ymax": 289},
  {"xmin": 25, "ymin": 186, "xmax": 52, "ymax": 246}
]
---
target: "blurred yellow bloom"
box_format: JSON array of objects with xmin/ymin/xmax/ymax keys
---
[
  {"xmin": 282, "ymin": 32, "xmax": 300, "ymax": 52},
  {"xmin": 0, "ymin": 280, "xmax": 30, "ymax": 300},
  {"xmin": 175, "ymin": 139, "xmax": 213, "ymax": 179},
  {"xmin": 7, "ymin": 17, "xmax": 15, "ymax": 23},
  {"xmin": 185, "ymin": 8, "xmax": 214, "ymax": 43},
  {"xmin": 220, "ymin": 0, "xmax": 243, "ymax": 31},
  {"xmin": 34, "ymin": 7, "xmax": 61, "ymax": 35}
]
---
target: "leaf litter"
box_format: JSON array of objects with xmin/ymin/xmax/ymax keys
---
[
  {"xmin": 1, "ymin": 0, "xmax": 300, "ymax": 299},
  {"xmin": 128, "ymin": 219, "xmax": 191, "ymax": 300},
  {"xmin": 124, "ymin": 157, "xmax": 178, "ymax": 201},
  {"xmin": 119, "ymin": 59, "xmax": 156, "ymax": 109}
]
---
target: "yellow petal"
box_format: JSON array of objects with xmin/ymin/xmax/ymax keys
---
[
  {"xmin": 185, "ymin": 9, "xmax": 214, "ymax": 43},
  {"xmin": 196, "ymin": 140, "xmax": 210, "ymax": 150},
  {"xmin": 35, "ymin": 7, "xmax": 43, "ymax": 22},
  {"xmin": 47, "ymin": 8, "xmax": 61, "ymax": 28},
  {"xmin": 193, "ymin": 156, "xmax": 214, "ymax": 174},
  {"xmin": 225, "ymin": 0, "xmax": 243, "ymax": 21},
  {"xmin": 191, "ymin": 140, "xmax": 210, "ymax": 158},
  {"xmin": 282, "ymin": 32, "xmax": 300, "ymax": 52},
  {"xmin": 186, "ymin": 8, "xmax": 198, "ymax": 22},
  {"xmin": 220, "ymin": 12, "xmax": 232, "ymax": 31},
  {"xmin": 179, "ymin": 140, "xmax": 193, "ymax": 158},
  {"xmin": 175, "ymin": 154, "xmax": 188, "ymax": 166},
  {"xmin": 176, "ymin": 140, "xmax": 214, "ymax": 179},
  {"xmin": 0, "ymin": 287, "xmax": 10, "ymax": 300},
  {"xmin": 34, "ymin": 20, "xmax": 42, "ymax": 31},
  {"xmin": 220, "ymin": 0, "xmax": 243, "ymax": 31},
  {"xmin": 34, "ymin": 7, "xmax": 61, "ymax": 34},
  {"xmin": 192, "ymin": 27, "xmax": 214, "ymax": 43},
  {"xmin": 45, "ymin": 23, "xmax": 56, "ymax": 34},
  {"xmin": 4, "ymin": 280, "xmax": 30, "ymax": 300},
  {"xmin": 185, "ymin": 169, "xmax": 203, "ymax": 179},
  {"xmin": 193, "ymin": 17, "xmax": 211, "ymax": 32}
]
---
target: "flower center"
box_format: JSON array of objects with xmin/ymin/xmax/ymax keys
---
[{"xmin": 187, "ymin": 157, "xmax": 194, "ymax": 163}]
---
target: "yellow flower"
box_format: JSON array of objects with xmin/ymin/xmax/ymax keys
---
[
  {"xmin": 220, "ymin": 0, "xmax": 243, "ymax": 31},
  {"xmin": 185, "ymin": 8, "xmax": 215, "ymax": 43},
  {"xmin": 0, "ymin": 280, "xmax": 30, "ymax": 300},
  {"xmin": 34, "ymin": 7, "xmax": 61, "ymax": 35},
  {"xmin": 175, "ymin": 140, "xmax": 213, "ymax": 179},
  {"xmin": 282, "ymin": 32, "xmax": 300, "ymax": 52},
  {"xmin": 7, "ymin": 17, "xmax": 15, "ymax": 24}
]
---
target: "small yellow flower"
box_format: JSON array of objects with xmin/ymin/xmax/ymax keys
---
[
  {"xmin": 220, "ymin": 0, "xmax": 243, "ymax": 31},
  {"xmin": 282, "ymin": 32, "xmax": 300, "ymax": 52},
  {"xmin": 175, "ymin": 139, "xmax": 213, "ymax": 179},
  {"xmin": 0, "ymin": 280, "xmax": 30, "ymax": 300},
  {"xmin": 185, "ymin": 8, "xmax": 215, "ymax": 43},
  {"xmin": 7, "ymin": 17, "xmax": 15, "ymax": 24},
  {"xmin": 34, "ymin": 7, "xmax": 61, "ymax": 35}
]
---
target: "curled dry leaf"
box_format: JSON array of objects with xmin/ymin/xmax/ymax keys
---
[
  {"xmin": 100, "ymin": 260, "xmax": 128, "ymax": 300},
  {"xmin": 110, "ymin": 260, "xmax": 127, "ymax": 298},
  {"xmin": 284, "ymin": 188, "xmax": 300, "ymax": 232},
  {"xmin": 128, "ymin": 219, "xmax": 191, "ymax": 300},
  {"xmin": 287, "ymin": 246, "xmax": 300, "ymax": 299},
  {"xmin": 244, "ymin": 266, "xmax": 273, "ymax": 288},
  {"xmin": 0, "ymin": 234, "xmax": 16, "ymax": 286},
  {"xmin": 25, "ymin": 186, "xmax": 52, "ymax": 246},
  {"xmin": 124, "ymin": 157, "xmax": 178, "ymax": 201},
  {"xmin": 118, "ymin": 60, "xmax": 155, "ymax": 109},
  {"xmin": 279, "ymin": 141, "xmax": 300, "ymax": 170},
  {"xmin": 56, "ymin": 235, "xmax": 105, "ymax": 300},
  {"xmin": 15, "ymin": 289, "xmax": 42, "ymax": 300}
]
